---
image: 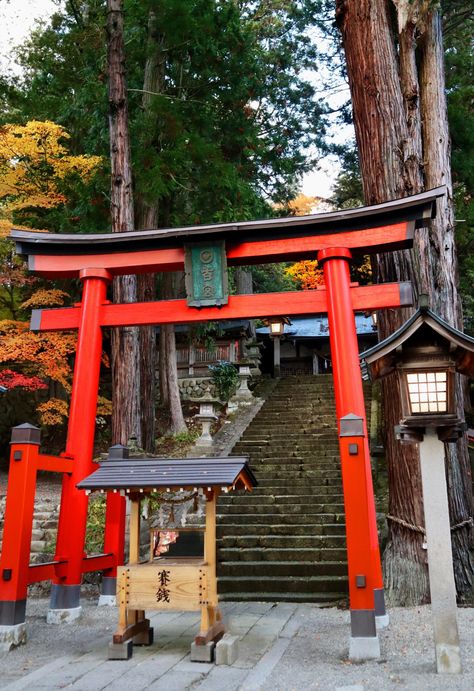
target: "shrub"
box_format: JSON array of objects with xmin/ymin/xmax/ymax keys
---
[{"xmin": 208, "ymin": 360, "xmax": 238, "ymax": 401}]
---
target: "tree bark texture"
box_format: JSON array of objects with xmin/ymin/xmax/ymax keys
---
[
  {"xmin": 161, "ymin": 273, "xmax": 187, "ymax": 434},
  {"xmin": 336, "ymin": 0, "xmax": 473, "ymax": 603},
  {"xmin": 235, "ymin": 268, "xmax": 256, "ymax": 339},
  {"xmin": 133, "ymin": 10, "xmax": 167, "ymax": 453},
  {"xmin": 133, "ymin": 12, "xmax": 186, "ymax": 437},
  {"xmin": 107, "ymin": 0, "xmax": 141, "ymax": 447}
]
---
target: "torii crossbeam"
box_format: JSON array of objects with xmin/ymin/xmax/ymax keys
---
[{"xmin": 0, "ymin": 187, "xmax": 445, "ymax": 660}]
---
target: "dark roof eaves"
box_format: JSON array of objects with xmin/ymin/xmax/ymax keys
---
[
  {"xmin": 360, "ymin": 307, "xmax": 474, "ymax": 365},
  {"xmin": 11, "ymin": 187, "xmax": 445, "ymax": 256}
]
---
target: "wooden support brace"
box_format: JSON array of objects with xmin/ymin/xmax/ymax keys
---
[{"xmin": 113, "ymin": 618, "xmax": 151, "ymax": 645}]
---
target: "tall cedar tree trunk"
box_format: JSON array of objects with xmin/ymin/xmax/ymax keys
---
[
  {"xmin": 134, "ymin": 10, "xmax": 166, "ymax": 452},
  {"xmin": 134, "ymin": 11, "xmax": 187, "ymax": 436},
  {"xmin": 335, "ymin": 0, "xmax": 473, "ymax": 604},
  {"xmin": 161, "ymin": 273, "xmax": 187, "ymax": 434},
  {"xmin": 235, "ymin": 268, "xmax": 256, "ymax": 339},
  {"xmin": 107, "ymin": 0, "xmax": 141, "ymax": 448}
]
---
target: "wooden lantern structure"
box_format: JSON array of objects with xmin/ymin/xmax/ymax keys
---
[
  {"xmin": 264, "ymin": 316, "xmax": 291, "ymax": 378},
  {"xmin": 360, "ymin": 303, "xmax": 474, "ymax": 674},
  {"xmin": 360, "ymin": 300, "xmax": 474, "ymax": 441},
  {"xmin": 78, "ymin": 451, "xmax": 256, "ymax": 660}
]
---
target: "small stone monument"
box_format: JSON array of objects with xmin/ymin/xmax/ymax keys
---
[
  {"xmin": 193, "ymin": 400, "xmax": 218, "ymax": 452},
  {"xmin": 228, "ymin": 363, "xmax": 255, "ymax": 412}
]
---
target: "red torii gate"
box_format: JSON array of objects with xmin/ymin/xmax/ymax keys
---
[{"xmin": 0, "ymin": 187, "xmax": 444, "ymax": 658}]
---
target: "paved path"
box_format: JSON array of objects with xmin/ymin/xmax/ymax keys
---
[{"xmin": 1, "ymin": 600, "xmax": 473, "ymax": 690}]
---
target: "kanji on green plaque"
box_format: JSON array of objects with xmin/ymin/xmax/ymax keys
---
[{"xmin": 184, "ymin": 241, "xmax": 228, "ymax": 307}]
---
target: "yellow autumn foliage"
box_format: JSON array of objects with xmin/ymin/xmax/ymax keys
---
[
  {"xmin": 37, "ymin": 396, "xmax": 112, "ymax": 426},
  {"xmin": 97, "ymin": 396, "xmax": 113, "ymax": 416},
  {"xmin": 274, "ymin": 194, "xmax": 319, "ymax": 217},
  {"xmin": 0, "ymin": 121, "xmax": 101, "ymax": 212},
  {"xmin": 21, "ymin": 289, "xmax": 69, "ymax": 310},
  {"xmin": 0, "ymin": 219, "xmax": 49, "ymax": 238},
  {"xmin": 37, "ymin": 398, "xmax": 69, "ymax": 426},
  {"xmin": 0, "ymin": 319, "xmax": 77, "ymax": 391}
]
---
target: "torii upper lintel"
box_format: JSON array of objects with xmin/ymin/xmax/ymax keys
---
[{"xmin": 10, "ymin": 187, "xmax": 444, "ymax": 279}]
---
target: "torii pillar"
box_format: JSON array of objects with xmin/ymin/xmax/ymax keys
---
[{"xmin": 318, "ymin": 247, "xmax": 387, "ymax": 660}]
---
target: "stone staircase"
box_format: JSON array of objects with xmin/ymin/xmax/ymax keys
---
[
  {"xmin": 0, "ymin": 497, "xmax": 58, "ymax": 563},
  {"xmin": 217, "ymin": 374, "xmax": 371, "ymax": 603}
]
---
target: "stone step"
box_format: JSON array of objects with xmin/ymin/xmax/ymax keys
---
[
  {"xmin": 44, "ymin": 528, "xmax": 57, "ymax": 541},
  {"xmin": 218, "ymin": 493, "xmax": 344, "ymax": 505},
  {"xmin": 245, "ymin": 449, "xmax": 340, "ymax": 457},
  {"xmin": 217, "ymin": 502, "xmax": 345, "ymax": 515},
  {"xmin": 217, "ymin": 534, "xmax": 346, "ymax": 549},
  {"xmin": 249, "ymin": 461, "xmax": 341, "ymax": 469},
  {"xmin": 248, "ymin": 456, "xmax": 341, "ymax": 465},
  {"xmin": 250, "ymin": 468, "xmax": 342, "ymax": 477},
  {"xmin": 245, "ymin": 420, "xmax": 337, "ymax": 427},
  {"xmin": 217, "ymin": 575, "xmax": 348, "ymax": 595},
  {"xmin": 258, "ymin": 407, "xmax": 335, "ymax": 412},
  {"xmin": 253, "ymin": 399, "xmax": 335, "ymax": 405},
  {"xmin": 218, "ymin": 547, "xmax": 347, "ymax": 561},
  {"xmin": 233, "ymin": 438, "xmax": 339, "ymax": 446},
  {"xmin": 234, "ymin": 453, "xmax": 341, "ymax": 463},
  {"xmin": 217, "ymin": 512, "xmax": 345, "ymax": 525},
  {"xmin": 246, "ymin": 463, "xmax": 341, "ymax": 471},
  {"xmin": 217, "ymin": 373, "xmax": 366, "ymax": 603},
  {"xmin": 218, "ymin": 591, "xmax": 346, "ymax": 603},
  {"xmin": 243, "ymin": 427, "xmax": 338, "ymax": 434},
  {"xmin": 30, "ymin": 540, "xmax": 47, "ymax": 553},
  {"xmin": 217, "ymin": 523, "xmax": 345, "ymax": 537},
  {"xmin": 33, "ymin": 512, "xmax": 54, "ymax": 522},
  {"xmin": 255, "ymin": 409, "xmax": 336, "ymax": 415},
  {"xmin": 34, "ymin": 503, "xmax": 58, "ymax": 511},
  {"xmin": 31, "ymin": 529, "xmax": 44, "ymax": 540},
  {"xmin": 249, "ymin": 465, "xmax": 341, "ymax": 474},
  {"xmin": 218, "ymin": 560, "xmax": 348, "ymax": 578},
  {"xmin": 232, "ymin": 440, "xmax": 339, "ymax": 458},
  {"xmin": 258, "ymin": 405, "xmax": 336, "ymax": 410},
  {"xmin": 241, "ymin": 446, "xmax": 340, "ymax": 452},
  {"xmin": 256, "ymin": 417, "xmax": 337, "ymax": 423},
  {"xmin": 237, "ymin": 438, "xmax": 340, "ymax": 444},
  {"xmin": 255, "ymin": 478, "xmax": 343, "ymax": 488}
]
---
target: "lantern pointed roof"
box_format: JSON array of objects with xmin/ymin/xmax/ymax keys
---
[{"xmin": 360, "ymin": 304, "xmax": 474, "ymax": 381}]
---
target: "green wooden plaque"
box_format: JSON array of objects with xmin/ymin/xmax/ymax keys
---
[{"xmin": 184, "ymin": 241, "xmax": 229, "ymax": 307}]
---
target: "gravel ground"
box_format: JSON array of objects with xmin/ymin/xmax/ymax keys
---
[
  {"xmin": 261, "ymin": 604, "xmax": 474, "ymax": 691},
  {"xmin": 0, "ymin": 600, "xmax": 473, "ymax": 690}
]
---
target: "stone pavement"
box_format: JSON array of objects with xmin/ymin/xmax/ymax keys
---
[{"xmin": 1, "ymin": 600, "xmax": 474, "ymax": 690}]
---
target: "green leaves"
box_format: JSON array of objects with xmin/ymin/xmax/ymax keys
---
[
  {"xmin": 1, "ymin": 1, "xmax": 329, "ymax": 233},
  {"xmin": 209, "ymin": 360, "xmax": 239, "ymax": 401}
]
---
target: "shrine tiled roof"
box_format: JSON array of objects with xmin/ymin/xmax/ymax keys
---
[
  {"xmin": 256, "ymin": 314, "xmax": 377, "ymax": 339},
  {"xmin": 77, "ymin": 455, "xmax": 257, "ymax": 493}
]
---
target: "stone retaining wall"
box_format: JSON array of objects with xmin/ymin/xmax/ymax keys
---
[{"xmin": 178, "ymin": 377, "xmax": 217, "ymax": 400}]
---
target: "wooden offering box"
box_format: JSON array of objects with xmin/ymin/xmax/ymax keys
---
[{"xmin": 78, "ymin": 452, "xmax": 256, "ymax": 660}]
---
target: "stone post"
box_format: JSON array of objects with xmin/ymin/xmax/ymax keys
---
[
  {"xmin": 272, "ymin": 336, "xmax": 281, "ymax": 378},
  {"xmin": 419, "ymin": 429, "xmax": 461, "ymax": 674},
  {"xmin": 194, "ymin": 402, "xmax": 218, "ymax": 452},
  {"xmin": 235, "ymin": 364, "xmax": 253, "ymax": 401}
]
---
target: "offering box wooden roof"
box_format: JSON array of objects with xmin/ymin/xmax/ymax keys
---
[{"xmin": 77, "ymin": 456, "xmax": 257, "ymax": 494}]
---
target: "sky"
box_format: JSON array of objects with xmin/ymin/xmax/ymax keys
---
[
  {"xmin": 0, "ymin": 0, "xmax": 351, "ymax": 200},
  {"xmin": 0, "ymin": 0, "xmax": 57, "ymax": 72}
]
